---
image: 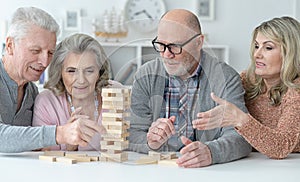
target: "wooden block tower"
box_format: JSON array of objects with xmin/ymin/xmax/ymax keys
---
[{"xmin": 100, "ymin": 88, "xmax": 131, "ymax": 162}]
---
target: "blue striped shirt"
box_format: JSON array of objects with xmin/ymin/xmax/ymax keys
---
[{"xmin": 161, "ymin": 63, "xmax": 202, "ymax": 149}]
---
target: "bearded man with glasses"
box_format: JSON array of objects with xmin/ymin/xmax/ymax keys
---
[{"xmin": 129, "ymin": 9, "xmax": 251, "ymax": 168}]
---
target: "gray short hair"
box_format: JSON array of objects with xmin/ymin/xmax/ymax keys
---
[{"xmin": 7, "ymin": 7, "xmax": 60, "ymax": 41}]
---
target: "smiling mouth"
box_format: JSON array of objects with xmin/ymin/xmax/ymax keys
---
[
  {"xmin": 73, "ymin": 86, "xmax": 88, "ymax": 90},
  {"xmin": 30, "ymin": 66, "xmax": 44, "ymax": 72}
]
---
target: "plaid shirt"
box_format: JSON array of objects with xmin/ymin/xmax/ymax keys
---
[{"xmin": 161, "ymin": 63, "xmax": 202, "ymax": 150}]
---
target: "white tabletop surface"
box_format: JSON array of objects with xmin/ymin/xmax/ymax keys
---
[{"xmin": 0, "ymin": 151, "xmax": 299, "ymax": 182}]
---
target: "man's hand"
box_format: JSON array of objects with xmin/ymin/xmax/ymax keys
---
[
  {"xmin": 176, "ymin": 136, "xmax": 212, "ymax": 168},
  {"xmin": 147, "ymin": 116, "xmax": 176, "ymax": 150}
]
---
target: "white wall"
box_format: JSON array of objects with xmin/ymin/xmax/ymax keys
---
[{"xmin": 0, "ymin": 0, "xmax": 298, "ymax": 72}]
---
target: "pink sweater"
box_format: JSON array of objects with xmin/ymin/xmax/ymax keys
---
[
  {"xmin": 237, "ymin": 73, "xmax": 300, "ymax": 159},
  {"xmin": 32, "ymin": 80, "xmax": 124, "ymax": 151}
]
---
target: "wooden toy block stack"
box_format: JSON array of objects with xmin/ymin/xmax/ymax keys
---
[{"xmin": 100, "ymin": 88, "xmax": 131, "ymax": 162}]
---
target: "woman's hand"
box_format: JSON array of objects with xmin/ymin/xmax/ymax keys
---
[{"xmin": 192, "ymin": 93, "xmax": 249, "ymax": 130}]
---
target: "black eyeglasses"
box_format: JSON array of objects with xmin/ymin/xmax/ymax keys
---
[{"xmin": 152, "ymin": 33, "xmax": 201, "ymax": 55}]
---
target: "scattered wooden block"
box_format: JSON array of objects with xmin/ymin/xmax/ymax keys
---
[
  {"xmin": 89, "ymin": 156, "xmax": 100, "ymax": 161},
  {"xmin": 39, "ymin": 155, "xmax": 56, "ymax": 162},
  {"xmin": 148, "ymin": 151, "xmax": 162, "ymax": 160},
  {"xmin": 65, "ymin": 153, "xmax": 87, "ymax": 158},
  {"xmin": 56, "ymin": 157, "xmax": 77, "ymax": 164},
  {"xmin": 161, "ymin": 152, "xmax": 178, "ymax": 160},
  {"xmin": 135, "ymin": 156, "xmax": 158, "ymax": 165},
  {"xmin": 65, "ymin": 156, "xmax": 91, "ymax": 162},
  {"xmin": 158, "ymin": 159, "xmax": 178, "ymax": 166},
  {"xmin": 100, "ymin": 152, "xmax": 128, "ymax": 162},
  {"xmin": 43, "ymin": 151, "xmax": 65, "ymax": 157}
]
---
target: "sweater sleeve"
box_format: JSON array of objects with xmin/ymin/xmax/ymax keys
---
[{"xmin": 0, "ymin": 123, "xmax": 57, "ymax": 153}]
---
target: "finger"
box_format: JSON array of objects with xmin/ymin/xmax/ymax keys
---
[
  {"xmin": 180, "ymin": 140, "xmax": 204, "ymax": 155},
  {"xmin": 168, "ymin": 116, "xmax": 176, "ymax": 134},
  {"xmin": 193, "ymin": 117, "xmax": 219, "ymax": 130},
  {"xmin": 68, "ymin": 114, "xmax": 89, "ymax": 123},
  {"xmin": 70, "ymin": 107, "xmax": 83, "ymax": 117},
  {"xmin": 77, "ymin": 139, "xmax": 88, "ymax": 147},
  {"xmin": 82, "ymin": 120, "xmax": 105, "ymax": 134},
  {"xmin": 156, "ymin": 120, "xmax": 174, "ymax": 137},
  {"xmin": 211, "ymin": 92, "xmax": 226, "ymax": 105},
  {"xmin": 169, "ymin": 116, "xmax": 176, "ymax": 123},
  {"xmin": 177, "ymin": 144, "xmax": 201, "ymax": 166},
  {"xmin": 147, "ymin": 132, "xmax": 163, "ymax": 142},
  {"xmin": 181, "ymin": 136, "xmax": 192, "ymax": 146}
]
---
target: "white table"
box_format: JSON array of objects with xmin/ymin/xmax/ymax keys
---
[{"xmin": 0, "ymin": 152, "xmax": 299, "ymax": 182}]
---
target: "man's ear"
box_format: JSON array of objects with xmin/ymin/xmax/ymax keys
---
[
  {"xmin": 5, "ymin": 37, "xmax": 14, "ymax": 55},
  {"xmin": 197, "ymin": 34, "xmax": 205, "ymax": 48}
]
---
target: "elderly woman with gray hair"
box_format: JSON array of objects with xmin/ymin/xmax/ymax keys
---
[{"xmin": 33, "ymin": 33, "xmax": 122, "ymax": 151}]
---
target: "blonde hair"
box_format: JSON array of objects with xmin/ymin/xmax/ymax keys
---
[{"xmin": 245, "ymin": 16, "xmax": 300, "ymax": 105}]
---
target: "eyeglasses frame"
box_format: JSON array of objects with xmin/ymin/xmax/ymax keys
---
[{"xmin": 152, "ymin": 33, "xmax": 201, "ymax": 55}]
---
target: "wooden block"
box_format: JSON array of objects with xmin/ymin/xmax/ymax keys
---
[
  {"xmin": 102, "ymin": 101, "xmax": 130, "ymax": 106},
  {"xmin": 102, "ymin": 112, "xmax": 130, "ymax": 118},
  {"xmin": 102, "ymin": 132, "xmax": 129, "ymax": 139},
  {"xmin": 161, "ymin": 152, "xmax": 178, "ymax": 160},
  {"xmin": 135, "ymin": 156, "xmax": 158, "ymax": 165},
  {"xmin": 89, "ymin": 156, "xmax": 100, "ymax": 161},
  {"xmin": 102, "ymin": 117, "xmax": 124, "ymax": 122},
  {"xmin": 44, "ymin": 151, "xmax": 65, "ymax": 157},
  {"xmin": 100, "ymin": 152, "xmax": 128, "ymax": 162},
  {"xmin": 102, "ymin": 88, "xmax": 131, "ymax": 94},
  {"xmin": 100, "ymin": 141, "xmax": 128, "ymax": 150},
  {"xmin": 100, "ymin": 141, "xmax": 115, "ymax": 145},
  {"xmin": 148, "ymin": 151, "xmax": 162, "ymax": 160},
  {"xmin": 105, "ymin": 109, "xmax": 125, "ymax": 113},
  {"xmin": 102, "ymin": 96, "xmax": 129, "ymax": 102},
  {"xmin": 39, "ymin": 155, "xmax": 56, "ymax": 162},
  {"xmin": 100, "ymin": 140, "xmax": 129, "ymax": 148},
  {"xmin": 102, "ymin": 104, "xmax": 129, "ymax": 110},
  {"xmin": 102, "ymin": 121, "xmax": 127, "ymax": 127},
  {"xmin": 105, "ymin": 128, "xmax": 128, "ymax": 134},
  {"xmin": 106, "ymin": 149, "xmax": 122, "ymax": 154},
  {"xmin": 102, "ymin": 121, "xmax": 130, "ymax": 130},
  {"xmin": 158, "ymin": 159, "xmax": 178, "ymax": 166},
  {"xmin": 65, "ymin": 153, "xmax": 87, "ymax": 158},
  {"xmin": 104, "ymin": 124, "xmax": 129, "ymax": 130},
  {"xmin": 64, "ymin": 156, "xmax": 92, "ymax": 162},
  {"xmin": 102, "ymin": 92, "xmax": 130, "ymax": 98},
  {"xmin": 56, "ymin": 157, "xmax": 77, "ymax": 164},
  {"xmin": 101, "ymin": 136, "xmax": 127, "ymax": 142}
]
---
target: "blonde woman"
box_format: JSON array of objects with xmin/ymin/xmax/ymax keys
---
[{"xmin": 194, "ymin": 16, "xmax": 300, "ymax": 159}]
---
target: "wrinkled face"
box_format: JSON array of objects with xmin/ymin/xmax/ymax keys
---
[
  {"xmin": 62, "ymin": 51, "xmax": 100, "ymax": 99},
  {"xmin": 254, "ymin": 32, "xmax": 282, "ymax": 81},
  {"xmin": 8, "ymin": 25, "xmax": 56, "ymax": 82},
  {"xmin": 157, "ymin": 20, "xmax": 202, "ymax": 79}
]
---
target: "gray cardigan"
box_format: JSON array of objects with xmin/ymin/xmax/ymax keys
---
[
  {"xmin": 129, "ymin": 51, "xmax": 252, "ymax": 164},
  {"xmin": 0, "ymin": 60, "xmax": 56, "ymax": 153}
]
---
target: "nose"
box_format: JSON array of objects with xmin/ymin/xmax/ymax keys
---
[
  {"xmin": 38, "ymin": 52, "xmax": 52, "ymax": 67},
  {"xmin": 254, "ymin": 48, "xmax": 263, "ymax": 59},
  {"xmin": 76, "ymin": 71, "xmax": 87, "ymax": 84},
  {"xmin": 160, "ymin": 47, "xmax": 175, "ymax": 59}
]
